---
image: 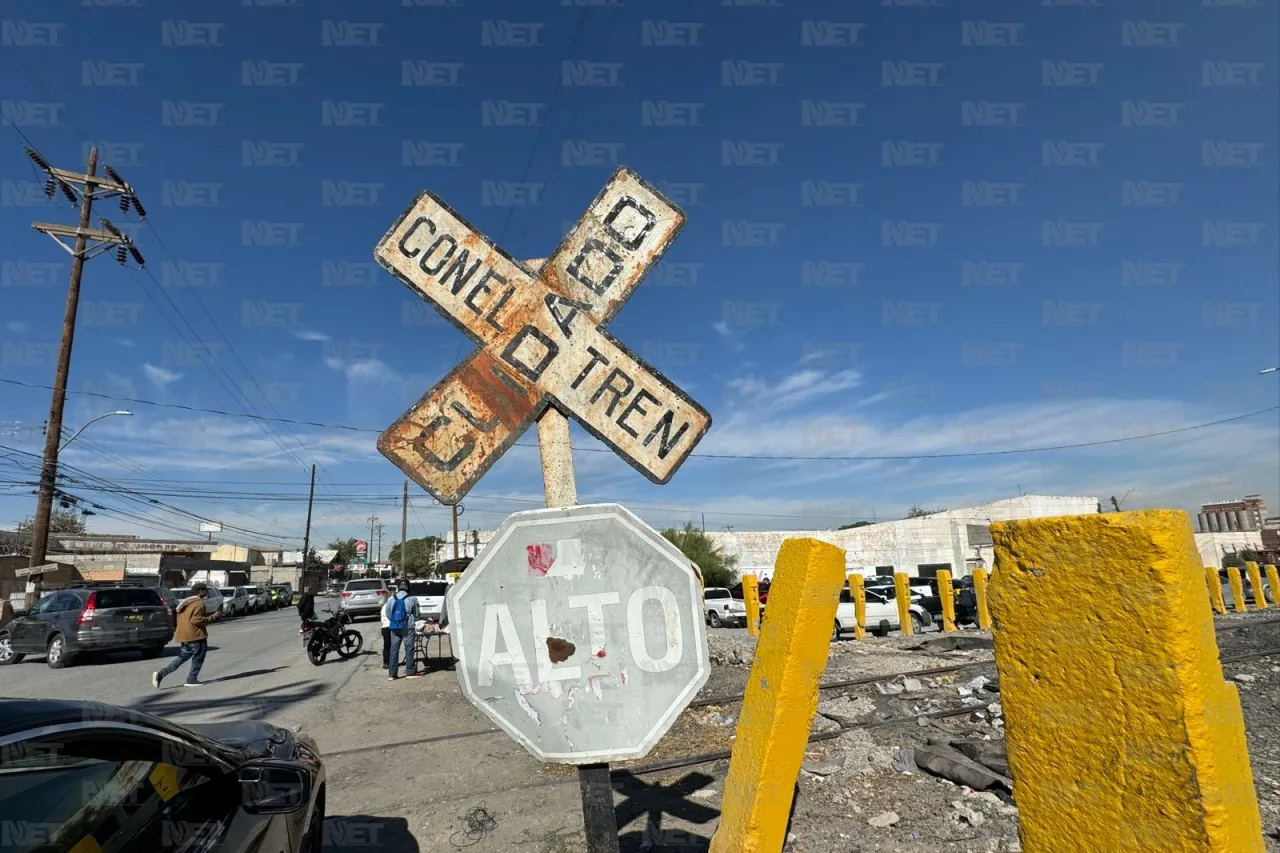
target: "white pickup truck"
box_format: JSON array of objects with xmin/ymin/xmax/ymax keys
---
[{"xmin": 703, "ymin": 587, "xmax": 748, "ymax": 628}]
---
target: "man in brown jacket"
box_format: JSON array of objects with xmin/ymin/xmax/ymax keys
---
[{"xmin": 152, "ymin": 582, "xmax": 220, "ymax": 688}]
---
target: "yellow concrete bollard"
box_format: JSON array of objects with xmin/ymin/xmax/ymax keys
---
[
  {"xmin": 847, "ymin": 572, "xmax": 866, "ymax": 640},
  {"xmin": 1227, "ymin": 566, "xmax": 1247, "ymax": 612},
  {"xmin": 937, "ymin": 569, "xmax": 956, "ymax": 632},
  {"xmin": 744, "ymin": 574, "xmax": 761, "ymax": 637},
  {"xmin": 1245, "ymin": 562, "xmax": 1268, "ymax": 610},
  {"xmin": 1267, "ymin": 565, "xmax": 1280, "ymax": 610},
  {"xmin": 1206, "ymin": 567, "xmax": 1227, "ymax": 615},
  {"xmin": 710, "ymin": 539, "xmax": 846, "ymax": 853},
  {"xmin": 972, "ymin": 567, "xmax": 992, "ymax": 629},
  {"xmin": 989, "ymin": 510, "xmax": 1264, "ymax": 853},
  {"xmin": 893, "ymin": 572, "xmax": 913, "ymax": 636}
]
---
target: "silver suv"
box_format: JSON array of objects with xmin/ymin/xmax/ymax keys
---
[{"xmin": 340, "ymin": 578, "xmax": 390, "ymax": 621}]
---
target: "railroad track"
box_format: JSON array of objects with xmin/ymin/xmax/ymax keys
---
[{"xmin": 330, "ymin": 615, "xmax": 1280, "ymax": 769}]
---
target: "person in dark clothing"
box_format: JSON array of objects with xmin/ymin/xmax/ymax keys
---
[{"xmin": 296, "ymin": 587, "xmax": 316, "ymax": 634}]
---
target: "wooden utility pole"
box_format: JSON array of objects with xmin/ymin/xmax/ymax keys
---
[
  {"xmin": 452, "ymin": 505, "xmax": 459, "ymax": 560},
  {"xmin": 301, "ymin": 464, "xmax": 315, "ymax": 586},
  {"xmin": 24, "ymin": 147, "xmax": 145, "ymax": 588},
  {"xmin": 400, "ymin": 479, "xmax": 408, "ymax": 576}
]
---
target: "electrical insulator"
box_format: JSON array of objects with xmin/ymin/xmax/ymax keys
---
[
  {"xmin": 128, "ymin": 245, "xmax": 145, "ymax": 268},
  {"xmin": 43, "ymin": 179, "xmax": 55, "ymax": 198},
  {"xmin": 130, "ymin": 196, "xmax": 147, "ymax": 219},
  {"xmin": 25, "ymin": 147, "xmax": 51, "ymax": 171},
  {"xmin": 58, "ymin": 181, "xmax": 77, "ymax": 204},
  {"xmin": 100, "ymin": 218, "xmax": 121, "ymax": 237},
  {"xmin": 116, "ymin": 246, "xmax": 127, "ymax": 265},
  {"xmin": 119, "ymin": 195, "xmax": 129, "ymax": 212},
  {"xmin": 104, "ymin": 165, "xmax": 124, "ymax": 186}
]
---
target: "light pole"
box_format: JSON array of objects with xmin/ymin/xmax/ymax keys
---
[{"xmin": 60, "ymin": 410, "xmax": 132, "ymax": 452}]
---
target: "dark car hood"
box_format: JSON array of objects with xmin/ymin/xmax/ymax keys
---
[{"xmin": 183, "ymin": 720, "xmax": 289, "ymax": 758}]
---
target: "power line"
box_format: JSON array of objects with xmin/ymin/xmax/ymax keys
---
[{"xmin": 1, "ymin": 379, "xmax": 1273, "ymax": 462}]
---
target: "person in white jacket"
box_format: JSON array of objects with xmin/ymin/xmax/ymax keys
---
[{"xmin": 379, "ymin": 591, "xmax": 393, "ymax": 669}]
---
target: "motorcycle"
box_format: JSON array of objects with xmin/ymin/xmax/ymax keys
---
[{"xmin": 302, "ymin": 605, "xmax": 363, "ymax": 666}]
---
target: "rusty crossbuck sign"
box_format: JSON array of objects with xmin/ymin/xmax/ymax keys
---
[{"xmin": 375, "ymin": 167, "xmax": 712, "ymax": 505}]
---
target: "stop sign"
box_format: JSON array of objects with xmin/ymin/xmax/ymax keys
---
[{"xmin": 447, "ymin": 503, "xmax": 709, "ymax": 764}]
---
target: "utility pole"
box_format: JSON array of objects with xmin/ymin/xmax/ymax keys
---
[
  {"xmin": 367, "ymin": 515, "xmax": 378, "ymax": 567},
  {"xmin": 24, "ymin": 147, "xmax": 146, "ymax": 584},
  {"xmin": 375, "ymin": 522, "xmax": 385, "ymax": 562},
  {"xmin": 400, "ymin": 479, "xmax": 408, "ymax": 577},
  {"xmin": 301, "ymin": 464, "xmax": 315, "ymax": 586},
  {"xmin": 451, "ymin": 504, "xmax": 461, "ymax": 560}
]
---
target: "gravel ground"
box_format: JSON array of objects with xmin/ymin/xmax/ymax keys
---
[{"xmin": 668, "ymin": 615, "xmax": 1280, "ymax": 853}]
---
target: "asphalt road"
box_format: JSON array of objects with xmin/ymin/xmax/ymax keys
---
[{"xmin": 0, "ymin": 598, "xmax": 666, "ymax": 852}]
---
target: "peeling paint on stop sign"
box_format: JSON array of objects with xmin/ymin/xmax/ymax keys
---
[{"xmin": 447, "ymin": 504, "xmax": 709, "ymax": 764}]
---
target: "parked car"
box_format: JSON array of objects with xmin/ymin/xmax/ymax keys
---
[
  {"xmin": 171, "ymin": 586, "xmax": 225, "ymax": 617},
  {"xmin": 407, "ymin": 579, "xmax": 449, "ymax": 622},
  {"xmin": 730, "ymin": 579, "xmax": 771, "ymax": 604},
  {"xmin": 247, "ymin": 586, "xmax": 270, "ymax": 613},
  {"xmin": 833, "ymin": 585, "xmax": 931, "ymax": 640},
  {"xmin": 703, "ymin": 587, "xmax": 748, "ymax": 628},
  {"xmin": 220, "ymin": 587, "xmax": 250, "ymax": 617},
  {"xmin": 0, "ymin": 585, "xmax": 173, "ymax": 668},
  {"xmin": 269, "ymin": 583, "xmax": 294, "ymax": 608},
  {"xmin": 339, "ymin": 578, "xmax": 390, "ymax": 621},
  {"xmin": 0, "ymin": 697, "xmax": 326, "ymax": 852},
  {"xmin": 1217, "ymin": 568, "xmax": 1275, "ymax": 605}
]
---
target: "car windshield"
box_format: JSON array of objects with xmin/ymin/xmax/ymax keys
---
[
  {"xmin": 218, "ymin": 588, "xmax": 234, "ymax": 596},
  {"xmin": 345, "ymin": 580, "xmax": 383, "ymax": 591},
  {"xmin": 409, "ymin": 582, "xmax": 449, "ymax": 597}
]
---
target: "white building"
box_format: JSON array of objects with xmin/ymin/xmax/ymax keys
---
[
  {"xmin": 1193, "ymin": 531, "xmax": 1265, "ymax": 569},
  {"xmin": 705, "ymin": 495, "xmax": 1100, "ymax": 581}
]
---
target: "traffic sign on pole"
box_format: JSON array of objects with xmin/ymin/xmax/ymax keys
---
[
  {"xmin": 376, "ymin": 167, "xmax": 711, "ymax": 506},
  {"xmin": 446, "ymin": 503, "xmax": 709, "ymax": 764}
]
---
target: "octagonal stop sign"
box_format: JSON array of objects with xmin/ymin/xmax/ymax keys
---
[{"xmin": 447, "ymin": 503, "xmax": 709, "ymax": 764}]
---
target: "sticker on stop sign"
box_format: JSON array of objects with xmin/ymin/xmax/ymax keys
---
[{"xmin": 446, "ymin": 504, "xmax": 709, "ymax": 764}]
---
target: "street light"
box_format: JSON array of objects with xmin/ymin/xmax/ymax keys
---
[{"xmin": 60, "ymin": 410, "xmax": 132, "ymax": 451}]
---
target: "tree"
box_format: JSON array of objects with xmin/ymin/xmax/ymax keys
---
[
  {"xmin": 388, "ymin": 536, "xmax": 443, "ymax": 578},
  {"xmin": 16, "ymin": 509, "xmax": 87, "ymax": 535},
  {"xmin": 661, "ymin": 522, "xmax": 738, "ymax": 588},
  {"xmin": 905, "ymin": 504, "xmax": 946, "ymax": 519},
  {"xmin": 302, "ymin": 548, "xmax": 324, "ymax": 570},
  {"xmin": 328, "ymin": 538, "xmax": 359, "ymax": 566},
  {"xmin": 1222, "ymin": 550, "xmax": 1261, "ymax": 569},
  {"xmin": 838, "ymin": 521, "xmax": 872, "ymax": 530}
]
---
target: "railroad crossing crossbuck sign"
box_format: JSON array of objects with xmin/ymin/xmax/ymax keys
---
[
  {"xmin": 446, "ymin": 503, "xmax": 710, "ymax": 763},
  {"xmin": 376, "ymin": 167, "xmax": 712, "ymax": 505}
]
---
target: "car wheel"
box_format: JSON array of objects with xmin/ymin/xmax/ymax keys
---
[
  {"xmin": 909, "ymin": 612, "xmax": 924, "ymax": 634},
  {"xmin": 47, "ymin": 634, "xmax": 72, "ymax": 669},
  {"xmin": 708, "ymin": 611, "xmax": 722, "ymax": 628},
  {"xmin": 0, "ymin": 632, "xmax": 24, "ymax": 665}
]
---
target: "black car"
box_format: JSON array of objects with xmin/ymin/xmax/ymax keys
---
[
  {"xmin": 915, "ymin": 577, "xmax": 979, "ymax": 627},
  {"xmin": 0, "ymin": 585, "xmax": 173, "ymax": 668},
  {"xmin": 0, "ymin": 698, "xmax": 325, "ymax": 853}
]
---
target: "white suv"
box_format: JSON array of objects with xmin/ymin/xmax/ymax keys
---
[
  {"xmin": 703, "ymin": 587, "xmax": 748, "ymax": 628},
  {"xmin": 833, "ymin": 586, "xmax": 931, "ymax": 639}
]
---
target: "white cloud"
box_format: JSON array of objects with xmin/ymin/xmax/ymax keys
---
[
  {"xmin": 142, "ymin": 364, "xmax": 183, "ymax": 388},
  {"xmin": 292, "ymin": 329, "xmax": 331, "ymax": 342},
  {"xmin": 712, "ymin": 321, "xmax": 746, "ymax": 353},
  {"xmin": 115, "ymin": 338, "xmax": 135, "ymax": 348},
  {"xmin": 723, "ymin": 369, "xmax": 862, "ymax": 411},
  {"xmin": 5, "ymin": 321, "xmax": 27, "ymax": 334}
]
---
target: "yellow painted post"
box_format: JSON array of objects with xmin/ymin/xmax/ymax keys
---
[
  {"xmin": 937, "ymin": 569, "xmax": 956, "ymax": 632},
  {"xmin": 1206, "ymin": 567, "xmax": 1227, "ymax": 615},
  {"xmin": 743, "ymin": 574, "xmax": 761, "ymax": 637},
  {"xmin": 847, "ymin": 572, "xmax": 866, "ymax": 640},
  {"xmin": 1227, "ymin": 566, "xmax": 1247, "ymax": 612},
  {"xmin": 972, "ymin": 567, "xmax": 992, "ymax": 629},
  {"xmin": 989, "ymin": 510, "xmax": 1264, "ymax": 853},
  {"xmin": 893, "ymin": 572, "xmax": 913, "ymax": 636},
  {"xmin": 1245, "ymin": 562, "xmax": 1268, "ymax": 610},
  {"xmin": 1266, "ymin": 565, "xmax": 1280, "ymax": 610},
  {"xmin": 710, "ymin": 538, "xmax": 846, "ymax": 853}
]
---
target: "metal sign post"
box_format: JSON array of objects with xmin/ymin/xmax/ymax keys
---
[{"xmin": 380, "ymin": 167, "xmax": 712, "ymax": 853}]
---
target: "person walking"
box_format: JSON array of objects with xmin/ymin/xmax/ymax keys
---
[
  {"xmin": 384, "ymin": 582, "xmax": 421, "ymax": 680},
  {"xmin": 379, "ymin": 587, "xmax": 393, "ymax": 669},
  {"xmin": 296, "ymin": 586, "xmax": 316, "ymax": 635},
  {"xmin": 152, "ymin": 582, "xmax": 219, "ymax": 688}
]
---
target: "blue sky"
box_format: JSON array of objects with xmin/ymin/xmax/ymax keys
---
[{"xmin": 1, "ymin": 0, "xmax": 1277, "ymax": 549}]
